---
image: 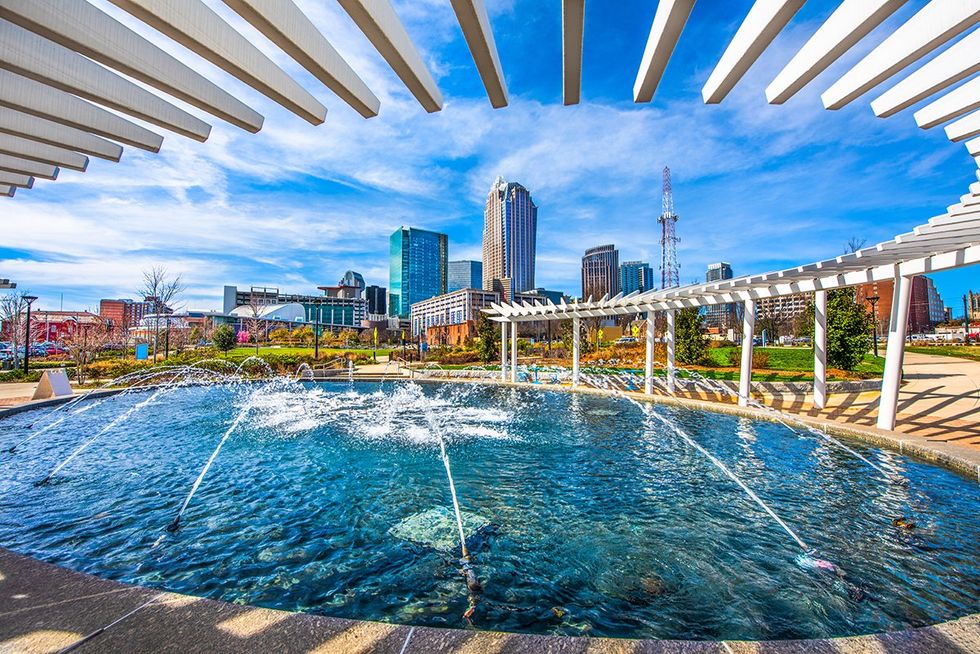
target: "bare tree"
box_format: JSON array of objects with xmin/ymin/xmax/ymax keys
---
[
  {"xmin": 0, "ymin": 292, "xmax": 28, "ymax": 369},
  {"xmin": 845, "ymin": 237, "xmax": 867, "ymax": 254},
  {"xmin": 137, "ymin": 267, "xmax": 185, "ymax": 361},
  {"xmin": 64, "ymin": 317, "xmax": 114, "ymax": 385}
]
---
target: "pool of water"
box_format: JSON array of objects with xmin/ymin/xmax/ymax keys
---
[{"xmin": 0, "ymin": 380, "xmax": 978, "ymax": 640}]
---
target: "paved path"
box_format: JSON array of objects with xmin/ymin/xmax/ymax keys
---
[
  {"xmin": 0, "ymin": 383, "xmax": 37, "ymax": 407},
  {"xmin": 1, "ymin": 548, "xmax": 976, "ymax": 653}
]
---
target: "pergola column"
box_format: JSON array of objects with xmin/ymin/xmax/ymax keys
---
[
  {"xmin": 510, "ymin": 320, "xmax": 518, "ymax": 383},
  {"xmin": 500, "ymin": 321, "xmax": 507, "ymax": 381},
  {"xmin": 813, "ymin": 290, "xmax": 827, "ymax": 409},
  {"xmin": 877, "ymin": 274, "xmax": 913, "ymax": 431},
  {"xmin": 666, "ymin": 309, "xmax": 676, "ymax": 393},
  {"xmin": 739, "ymin": 299, "xmax": 756, "ymax": 407},
  {"xmin": 572, "ymin": 316, "xmax": 581, "ymax": 387},
  {"xmin": 644, "ymin": 311, "xmax": 655, "ymax": 394}
]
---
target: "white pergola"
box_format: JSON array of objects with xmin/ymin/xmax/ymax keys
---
[
  {"xmin": 0, "ymin": 2, "xmax": 975, "ymax": 196},
  {"xmin": 1, "ymin": 1, "xmax": 978, "ymax": 426},
  {"xmin": 487, "ymin": 182, "xmax": 980, "ymax": 431}
]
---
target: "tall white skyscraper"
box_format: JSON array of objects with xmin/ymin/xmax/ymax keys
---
[{"xmin": 482, "ymin": 177, "xmax": 537, "ymax": 301}]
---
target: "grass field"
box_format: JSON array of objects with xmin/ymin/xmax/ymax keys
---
[
  {"xmin": 706, "ymin": 347, "xmax": 884, "ymax": 379},
  {"xmin": 907, "ymin": 345, "xmax": 980, "ymax": 363}
]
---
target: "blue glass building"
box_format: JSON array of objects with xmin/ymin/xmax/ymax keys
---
[
  {"xmin": 619, "ymin": 261, "xmax": 654, "ymax": 294},
  {"xmin": 389, "ymin": 227, "xmax": 448, "ymax": 318},
  {"xmin": 448, "ymin": 260, "xmax": 483, "ymax": 292}
]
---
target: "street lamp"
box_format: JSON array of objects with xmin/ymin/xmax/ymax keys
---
[
  {"xmin": 22, "ymin": 295, "xmax": 38, "ymax": 374},
  {"xmin": 865, "ymin": 295, "xmax": 880, "ymax": 358}
]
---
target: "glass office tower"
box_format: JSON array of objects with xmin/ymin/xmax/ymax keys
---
[{"xmin": 389, "ymin": 227, "xmax": 448, "ymax": 318}]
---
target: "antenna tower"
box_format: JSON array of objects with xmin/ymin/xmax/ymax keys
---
[{"xmin": 658, "ymin": 166, "xmax": 680, "ymax": 289}]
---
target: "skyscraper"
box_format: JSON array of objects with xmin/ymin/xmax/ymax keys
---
[
  {"xmin": 483, "ymin": 177, "xmax": 537, "ymax": 300},
  {"xmin": 448, "ymin": 260, "xmax": 483, "ymax": 292},
  {"xmin": 389, "ymin": 227, "xmax": 448, "ymax": 318},
  {"xmin": 619, "ymin": 261, "xmax": 654, "ymax": 295},
  {"xmin": 581, "ymin": 245, "xmax": 620, "ymax": 300},
  {"xmin": 703, "ymin": 262, "xmax": 734, "ymax": 329}
]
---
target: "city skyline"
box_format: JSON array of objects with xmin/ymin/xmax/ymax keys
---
[{"xmin": 1, "ymin": 1, "xmax": 976, "ymax": 313}]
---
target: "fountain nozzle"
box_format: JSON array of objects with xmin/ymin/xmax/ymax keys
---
[{"xmin": 166, "ymin": 518, "xmax": 181, "ymax": 533}]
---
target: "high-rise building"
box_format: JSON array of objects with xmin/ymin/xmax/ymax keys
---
[
  {"xmin": 389, "ymin": 226, "xmax": 448, "ymax": 318},
  {"xmin": 581, "ymin": 244, "xmax": 620, "ymax": 300},
  {"xmin": 619, "ymin": 261, "xmax": 654, "ymax": 295},
  {"xmin": 703, "ymin": 262, "xmax": 734, "ymax": 329},
  {"xmin": 448, "ymin": 260, "xmax": 483, "ymax": 292},
  {"xmin": 365, "ymin": 285, "xmax": 387, "ymax": 316},
  {"xmin": 483, "ymin": 177, "xmax": 537, "ymax": 300}
]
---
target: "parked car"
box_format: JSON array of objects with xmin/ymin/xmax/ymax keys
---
[{"xmin": 615, "ymin": 336, "xmax": 638, "ymax": 344}]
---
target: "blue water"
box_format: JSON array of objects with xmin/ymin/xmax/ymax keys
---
[{"xmin": 0, "ymin": 380, "xmax": 978, "ymax": 640}]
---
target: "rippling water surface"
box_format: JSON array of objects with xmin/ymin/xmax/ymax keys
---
[{"xmin": 0, "ymin": 380, "xmax": 978, "ymax": 640}]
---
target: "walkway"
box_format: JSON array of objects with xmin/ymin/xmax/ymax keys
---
[{"xmin": 0, "ymin": 548, "xmax": 976, "ymax": 653}]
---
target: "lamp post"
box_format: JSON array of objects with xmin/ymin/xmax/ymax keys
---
[
  {"xmin": 965, "ymin": 294, "xmax": 971, "ymax": 344},
  {"xmin": 865, "ymin": 295, "xmax": 880, "ymax": 357},
  {"xmin": 314, "ymin": 304, "xmax": 321, "ymax": 360},
  {"xmin": 22, "ymin": 295, "xmax": 38, "ymax": 374}
]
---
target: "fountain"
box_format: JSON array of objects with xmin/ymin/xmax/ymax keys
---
[{"xmin": 0, "ymin": 369, "xmax": 977, "ymax": 641}]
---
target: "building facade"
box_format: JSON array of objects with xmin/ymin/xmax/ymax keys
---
[
  {"xmin": 855, "ymin": 275, "xmax": 945, "ymax": 335},
  {"xmin": 483, "ymin": 177, "xmax": 537, "ymax": 299},
  {"xmin": 581, "ymin": 244, "xmax": 620, "ymax": 300},
  {"xmin": 338, "ymin": 270, "xmax": 366, "ymax": 296},
  {"xmin": 222, "ymin": 285, "xmax": 366, "ymax": 330},
  {"xmin": 99, "ymin": 298, "xmax": 154, "ymax": 333},
  {"xmin": 365, "ymin": 285, "xmax": 387, "ymax": 316},
  {"xmin": 390, "ymin": 226, "xmax": 448, "ymax": 318},
  {"xmin": 964, "ymin": 290, "xmax": 979, "ymax": 323},
  {"xmin": 448, "ymin": 260, "xmax": 483, "ymax": 292},
  {"xmin": 703, "ymin": 262, "xmax": 735, "ymax": 329},
  {"xmin": 619, "ymin": 261, "xmax": 654, "ymax": 295},
  {"xmin": 410, "ymin": 288, "xmax": 499, "ymax": 340}
]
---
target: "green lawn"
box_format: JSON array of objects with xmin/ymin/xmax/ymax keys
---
[
  {"xmin": 907, "ymin": 345, "xmax": 980, "ymax": 363},
  {"xmin": 705, "ymin": 346, "xmax": 884, "ymax": 380}
]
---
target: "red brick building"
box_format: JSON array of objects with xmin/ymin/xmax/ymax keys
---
[
  {"xmin": 99, "ymin": 298, "xmax": 154, "ymax": 334},
  {"xmin": 855, "ymin": 276, "xmax": 945, "ymax": 336}
]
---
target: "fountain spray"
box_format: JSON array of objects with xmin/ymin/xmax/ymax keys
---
[{"xmin": 422, "ymin": 406, "xmax": 482, "ymax": 619}]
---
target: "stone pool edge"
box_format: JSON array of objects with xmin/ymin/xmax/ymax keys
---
[{"xmin": 0, "ymin": 548, "xmax": 977, "ymax": 653}]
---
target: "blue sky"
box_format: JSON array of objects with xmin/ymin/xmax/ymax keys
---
[{"xmin": 2, "ymin": 0, "xmax": 978, "ymax": 315}]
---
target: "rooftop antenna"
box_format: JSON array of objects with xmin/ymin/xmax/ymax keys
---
[{"xmin": 659, "ymin": 166, "xmax": 680, "ymax": 289}]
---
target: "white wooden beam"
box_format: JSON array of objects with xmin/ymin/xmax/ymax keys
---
[
  {"xmin": 223, "ymin": 0, "xmax": 380, "ymax": 118},
  {"xmin": 1, "ymin": 0, "xmax": 263, "ymax": 132},
  {"xmin": 871, "ymin": 27, "xmax": 980, "ymax": 117},
  {"xmin": 767, "ymin": 0, "xmax": 905, "ymax": 104},
  {"xmin": 633, "ymin": 0, "xmax": 696, "ymax": 103},
  {"xmin": 0, "ymin": 153, "xmax": 58, "ymax": 180},
  {"xmin": 0, "ymin": 108, "xmax": 123, "ymax": 161},
  {"xmin": 0, "ymin": 170, "xmax": 33, "ymax": 189},
  {"xmin": 0, "ymin": 69, "xmax": 163, "ymax": 152},
  {"xmin": 109, "ymin": 0, "xmax": 326, "ymax": 125},
  {"xmin": 946, "ymin": 108, "xmax": 980, "ymax": 142},
  {"xmin": 0, "ymin": 133, "xmax": 88, "ymax": 171},
  {"xmin": 335, "ymin": 0, "xmax": 443, "ymax": 113},
  {"xmin": 703, "ymin": 0, "xmax": 806, "ymax": 104},
  {"xmin": 822, "ymin": 1, "xmax": 980, "ymax": 109},
  {"xmin": 562, "ymin": 0, "xmax": 585, "ymax": 106},
  {"xmin": 0, "ymin": 21, "xmax": 210, "ymax": 141},
  {"xmin": 450, "ymin": 0, "xmax": 508, "ymax": 108},
  {"xmin": 914, "ymin": 75, "xmax": 980, "ymax": 129}
]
